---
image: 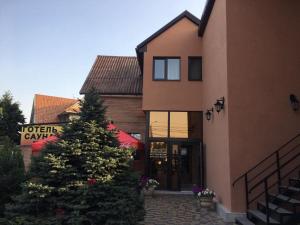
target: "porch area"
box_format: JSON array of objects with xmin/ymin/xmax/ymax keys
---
[{"xmin": 139, "ymin": 194, "xmax": 234, "ymax": 225}]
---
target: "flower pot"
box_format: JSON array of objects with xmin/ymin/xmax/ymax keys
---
[
  {"xmin": 198, "ymin": 196, "xmax": 213, "ymax": 208},
  {"xmin": 142, "ymin": 187, "xmax": 155, "ymax": 197}
]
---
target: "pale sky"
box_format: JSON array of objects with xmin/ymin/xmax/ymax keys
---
[{"xmin": 0, "ymin": 0, "xmax": 206, "ymax": 122}]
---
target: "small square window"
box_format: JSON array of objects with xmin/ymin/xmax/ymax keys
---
[
  {"xmin": 153, "ymin": 58, "xmax": 180, "ymax": 80},
  {"xmin": 188, "ymin": 57, "xmax": 202, "ymax": 81}
]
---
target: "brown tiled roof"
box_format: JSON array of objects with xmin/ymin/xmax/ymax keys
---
[
  {"xmin": 80, "ymin": 56, "xmax": 142, "ymax": 95},
  {"xmin": 32, "ymin": 94, "xmax": 79, "ymax": 123},
  {"xmin": 63, "ymin": 101, "xmax": 81, "ymax": 114}
]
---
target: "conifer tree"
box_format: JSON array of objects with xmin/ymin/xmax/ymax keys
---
[
  {"xmin": 0, "ymin": 137, "xmax": 25, "ymax": 217},
  {"xmin": 3, "ymin": 90, "xmax": 144, "ymax": 225},
  {"xmin": 0, "ymin": 91, "xmax": 25, "ymax": 144},
  {"xmin": 79, "ymin": 88, "xmax": 107, "ymax": 128}
]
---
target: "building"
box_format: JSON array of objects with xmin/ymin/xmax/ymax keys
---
[
  {"xmin": 20, "ymin": 94, "xmax": 80, "ymax": 169},
  {"xmin": 30, "ymin": 94, "xmax": 80, "ymax": 124},
  {"xmin": 80, "ymin": 56, "xmax": 145, "ymax": 142},
  {"xmin": 80, "ymin": 0, "xmax": 300, "ymax": 223}
]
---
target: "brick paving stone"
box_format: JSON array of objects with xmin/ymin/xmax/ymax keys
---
[{"xmin": 140, "ymin": 194, "xmax": 235, "ymax": 225}]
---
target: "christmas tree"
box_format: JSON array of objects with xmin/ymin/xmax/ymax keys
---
[{"xmin": 3, "ymin": 90, "xmax": 144, "ymax": 225}]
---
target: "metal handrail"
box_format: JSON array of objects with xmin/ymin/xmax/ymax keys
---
[
  {"xmin": 248, "ymin": 163, "xmax": 300, "ymax": 205},
  {"xmin": 247, "ymin": 143, "xmax": 300, "ymax": 187},
  {"xmin": 249, "ymin": 152, "xmax": 300, "ymax": 193},
  {"xmin": 232, "ymin": 133, "xmax": 300, "ymax": 187}
]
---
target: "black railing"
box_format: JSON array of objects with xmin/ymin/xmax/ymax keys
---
[{"xmin": 232, "ymin": 133, "xmax": 300, "ymax": 224}]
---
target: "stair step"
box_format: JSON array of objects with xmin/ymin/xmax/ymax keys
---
[
  {"xmin": 235, "ymin": 217, "xmax": 255, "ymax": 225},
  {"xmin": 258, "ymin": 201, "xmax": 293, "ymax": 215},
  {"xmin": 248, "ymin": 210, "xmax": 280, "ymax": 224},
  {"xmin": 269, "ymin": 193, "xmax": 300, "ymax": 206},
  {"xmin": 289, "ymin": 177, "xmax": 300, "ymax": 185},
  {"xmin": 280, "ymin": 186, "xmax": 300, "ymax": 193}
]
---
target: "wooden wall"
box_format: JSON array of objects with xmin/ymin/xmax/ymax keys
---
[{"xmin": 101, "ymin": 96, "xmax": 146, "ymax": 142}]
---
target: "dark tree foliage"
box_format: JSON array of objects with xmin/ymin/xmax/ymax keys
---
[
  {"xmin": 79, "ymin": 88, "xmax": 108, "ymax": 128},
  {"xmin": 0, "ymin": 137, "xmax": 25, "ymax": 216},
  {"xmin": 3, "ymin": 90, "xmax": 144, "ymax": 225},
  {"xmin": 0, "ymin": 91, "xmax": 25, "ymax": 144}
]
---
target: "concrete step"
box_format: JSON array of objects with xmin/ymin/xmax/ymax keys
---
[
  {"xmin": 235, "ymin": 217, "xmax": 255, "ymax": 225},
  {"xmin": 269, "ymin": 193, "xmax": 300, "ymax": 206},
  {"xmin": 280, "ymin": 185, "xmax": 300, "ymax": 194},
  {"xmin": 248, "ymin": 209, "xmax": 280, "ymax": 224},
  {"xmin": 289, "ymin": 177, "xmax": 300, "ymax": 186},
  {"xmin": 258, "ymin": 201, "xmax": 293, "ymax": 215}
]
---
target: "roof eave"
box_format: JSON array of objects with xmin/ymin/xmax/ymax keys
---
[
  {"xmin": 198, "ymin": 0, "xmax": 215, "ymax": 37},
  {"xmin": 136, "ymin": 10, "xmax": 200, "ymax": 72},
  {"xmin": 136, "ymin": 10, "xmax": 200, "ymax": 52}
]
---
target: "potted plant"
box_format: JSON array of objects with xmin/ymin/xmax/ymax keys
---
[
  {"xmin": 139, "ymin": 176, "xmax": 159, "ymax": 197},
  {"xmin": 197, "ymin": 188, "xmax": 216, "ymax": 208}
]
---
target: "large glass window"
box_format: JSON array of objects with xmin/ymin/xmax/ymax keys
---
[
  {"xmin": 148, "ymin": 111, "xmax": 202, "ymax": 139},
  {"xmin": 149, "ymin": 111, "xmax": 168, "ymax": 138},
  {"xmin": 188, "ymin": 57, "xmax": 202, "ymax": 81},
  {"xmin": 170, "ymin": 112, "xmax": 188, "ymax": 138},
  {"xmin": 153, "ymin": 58, "xmax": 180, "ymax": 80}
]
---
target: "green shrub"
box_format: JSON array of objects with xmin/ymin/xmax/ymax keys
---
[{"xmin": 0, "ymin": 137, "xmax": 25, "ymax": 216}]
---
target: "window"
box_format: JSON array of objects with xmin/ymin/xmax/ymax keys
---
[
  {"xmin": 170, "ymin": 112, "xmax": 188, "ymax": 138},
  {"xmin": 153, "ymin": 58, "xmax": 180, "ymax": 80},
  {"xmin": 148, "ymin": 111, "xmax": 202, "ymax": 139},
  {"xmin": 150, "ymin": 142, "xmax": 167, "ymax": 159},
  {"xmin": 129, "ymin": 133, "xmax": 141, "ymax": 140},
  {"xmin": 188, "ymin": 57, "xmax": 202, "ymax": 81},
  {"xmin": 149, "ymin": 111, "xmax": 168, "ymax": 138}
]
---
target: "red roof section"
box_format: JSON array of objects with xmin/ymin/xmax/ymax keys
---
[
  {"xmin": 33, "ymin": 94, "xmax": 79, "ymax": 123},
  {"xmin": 107, "ymin": 124, "xmax": 144, "ymax": 150}
]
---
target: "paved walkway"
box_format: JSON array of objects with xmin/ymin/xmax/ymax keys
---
[{"xmin": 140, "ymin": 194, "xmax": 234, "ymax": 225}]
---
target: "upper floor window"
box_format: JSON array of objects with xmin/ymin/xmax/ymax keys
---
[
  {"xmin": 153, "ymin": 57, "xmax": 180, "ymax": 80},
  {"xmin": 188, "ymin": 57, "xmax": 202, "ymax": 81}
]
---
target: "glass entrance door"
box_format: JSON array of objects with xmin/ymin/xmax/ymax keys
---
[
  {"xmin": 169, "ymin": 142, "xmax": 202, "ymax": 191},
  {"xmin": 148, "ymin": 142, "xmax": 203, "ymax": 190},
  {"xmin": 149, "ymin": 142, "xmax": 168, "ymax": 189}
]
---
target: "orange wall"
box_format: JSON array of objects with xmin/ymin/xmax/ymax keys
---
[
  {"xmin": 226, "ymin": 0, "xmax": 300, "ymax": 212},
  {"xmin": 202, "ymin": 0, "xmax": 232, "ymax": 211},
  {"xmin": 142, "ymin": 18, "xmax": 203, "ymax": 111}
]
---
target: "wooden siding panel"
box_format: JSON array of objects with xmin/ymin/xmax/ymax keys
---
[{"xmin": 102, "ymin": 96, "xmax": 146, "ymax": 142}]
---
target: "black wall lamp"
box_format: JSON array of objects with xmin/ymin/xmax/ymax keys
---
[
  {"xmin": 290, "ymin": 94, "xmax": 299, "ymax": 111},
  {"xmin": 205, "ymin": 108, "xmax": 214, "ymax": 121},
  {"xmin": 214, "ymin": 97, "xmax": 225, "ymax": 113}
]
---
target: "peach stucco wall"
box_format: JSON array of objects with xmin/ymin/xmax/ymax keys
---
[
  {"xmin": 142, "ymin": 18, "xmax": 203, "ymax": 111},
  {"xmin": 226, "ymin": 0, "xmax": 300, "ymax": 212},
  {"xmin": 202, "ymin": 0, "xmax": 232, "ymax": 211}
]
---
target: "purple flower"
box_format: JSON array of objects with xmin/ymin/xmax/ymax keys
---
[
  {"xmin": 192, "ymin": 185, "xmax": 203, "ymax": 195},
  {"xmin": 139, "ymin": 176, "xmax": 149, "ymax": 187}
]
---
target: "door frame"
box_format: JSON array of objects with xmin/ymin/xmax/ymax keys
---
[
  {"xmin": 169, "ymin": 140, "xmax": 203, "ymax": 191},
  {"xmin": 146, "ymin": 139, "xmax": 203, "ymax": 191}
]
